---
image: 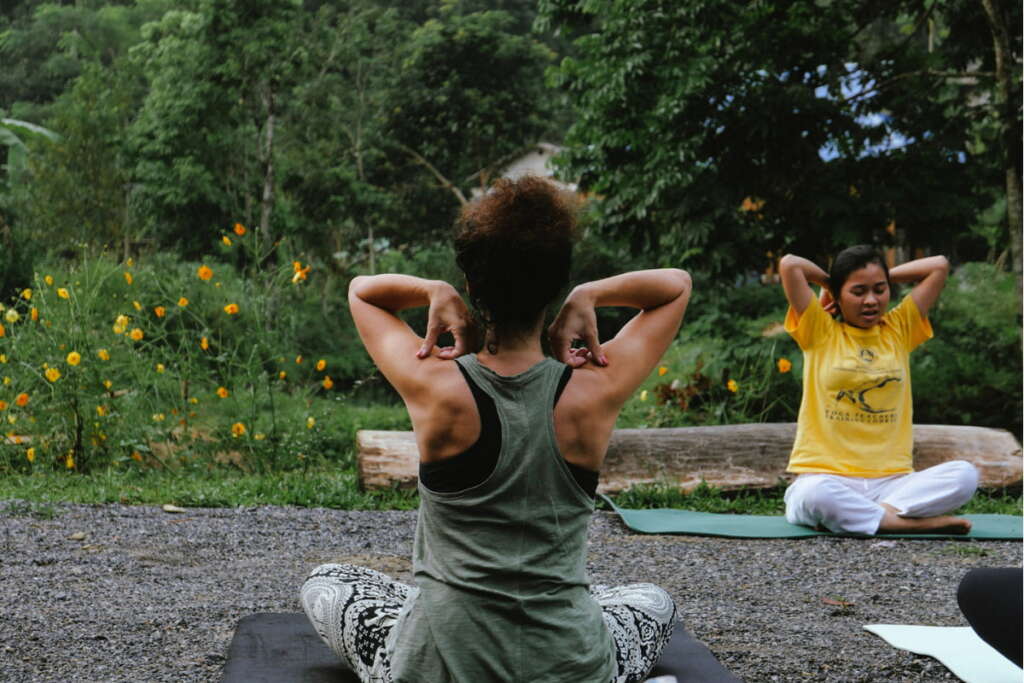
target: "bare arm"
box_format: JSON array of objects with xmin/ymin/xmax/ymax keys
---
[
  {"xmin": 348, "ymin": 275, "xmax": 470, "ymax": 394},
  {"xmin": 779, "ymin": 254, "xmax": 830, "ymax": 314},
  {"xmin": 548, "ymin": 269, "xmax": 691, "ymax": 401},
  {"xmin": 889, "ymin": 255, "xmax": 949, "ymax": 318}
]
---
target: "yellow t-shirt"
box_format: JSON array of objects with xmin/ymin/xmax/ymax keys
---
[{"xmin": 785, "ymin": 294, "xmax": 933, "ymax": 476}]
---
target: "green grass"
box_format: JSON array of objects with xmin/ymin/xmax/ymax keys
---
[
  {"xmin": 2, "ymin": 468, "xmax": 1018, "ymax": 516},
  {"xmin": 605, "ymin": 480, "xmax": 1022, "ymax": 516},
  {"xmin": 0, "ymin": 466, "xmax": 419, "ymax": 510}
]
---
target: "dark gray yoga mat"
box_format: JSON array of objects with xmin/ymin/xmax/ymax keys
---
[{"xmin": 221, "ymin": 612, "xmax": 739, "ymax": 682}]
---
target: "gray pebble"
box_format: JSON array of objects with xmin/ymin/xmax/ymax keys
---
[{"xmin": 0, "ymin": 501, "xmax": 1016, "ymax": 682}]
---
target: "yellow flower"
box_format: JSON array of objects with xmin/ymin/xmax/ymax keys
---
[
  {"xmin": 96, "ymin": 405, "xmax": 108, "ymax": 417},
  {"xmin": 45, "ymin": 367, "xmax": 61, "ymax": 382},
  {"xmin": 131, "ymin": 451, "xmax": 143, "ymax": 462},
  {"xmin": 216, "ymin": 387, "xmax": 229, "ymax": 398},
  {"xmin": 233, "ymin": 222, "xmax": 246, "ymax": 236},
  {"xmin": 253, "ymin": 432, "xmax": 266, "ymax": 440},
  {"xmin": 103, "ymin": 380, "xmax": 112, "ymax": 390},
  {"xmin": 177, "ymin": 297, "xmax": 189, "ymax": 307},
  {"xmin": 66, "ymin": 351, "xmax": 81, "ymax": 366},
  {"xmin": 777, "ymin": 357, "xmax": 792, "ymax": 374},
  {"xmin": 658, "ymin": 366, "xmax": 668, "ymax": 376},
  {"xmin": 3, "ymin": 377, "xmax": 9, "ymax": 385},
  {"xmin": 97, "ymin": 349, "xmax": 110, "ymax": 361},
  {"xmin": 65, "ymin": 453, "xmax": 75, "ymax": 469},
  {"xmin": 223, "ymin": 303, "xmax": 239, "ymax": 315},
  {"xmin": 189, "ymin": 397, "xmax": 199, "ymax": 404},
  {"xmin": 727, "ymin": 379, "xmax": 739, "ymax": 393},
  {"xmin": 0, "ymin": 323, "xmax": 5, "ymax": 337},
  {"xmin": 114, "ymin": 314, "xmax": 130, "ymax": 335},
  {"xmin": 200, "ymin": 336, "xmax": 209, "ymax": 350},
  {"xmin": 316, "ymin": 359, "xmax": 326, "ymax": 371},
  {"xmin": 291, "ymin": 263, "xmax": 311, "ymax": 284},
  {"xmin": 4, "ymin": 309, "xmax": 19, "ymax": 323},
  {"xmin": 231, "ymin": 422, "xmax": 246, "ymax": 437},
  {"xmin": 15, "ymin": 393, "xmax": 29, "ymax": 406},
  {"xmin": 155, "ymin": 363, "xmax": 165, "ymax": 374},
  {"xmin": 295, "ymin": 355, "xmax": 303, "ymax": 364},
  {"xmin": 197, "ymin": 265, "xmax": 213, "ymax": 281},
  {"xmin": 132, "ymin": 300, "xmax": 142, "ymax": 311},
  {"xmin": 640, "ymin": 390, "xmax": 648, "ymax": 401},
  {"xmin": 322, "ymin": 376, "xmax": 334, "ymax": 390},
  {"xmin": 21, "ymin": 288, "xmax": 31, "ymax": 300},
  {"xmin": 126, "ymin": 258, "xmax": 134, "ymax": 267},
  {"xmin": 57, "ymin": 288, "xmax": 69, "ymax": 299},
  {"xmin": 306, "ymin": 416, "xmax": 315, "ymax": 429},
  {"xmin": 44, "ymin": 275, "xmax": 53, "ymax": 286},
  {"xmin": 154, "ymin": 306, "xmax": 166, "ymax": 318},
  {"xmin": 129, "ymin": 328, "xmax": 144, "ymax": 341},
  {"xmin": 0, "ymin": 400, "xmax": 6, "ymax": 411},
  {"xmin": 0, "ymin": 354, "xmax": 6, "ymax": 363},
  {"xmin": 278, "ymin": 371, "xmax": 286, "ymax": 380},
  {"xmin": 30, "ymin": 307, "xmax": 38, "ymax": 321},
  {"xmin": 222, "ymin": 235, "xmax": 232, "ymax": 246},
  {"xmin": 26, "ymin": 447, "xmax": 35, "ymax": 462},
  {"xmin": 152, "ymin": 413, "xmax": 165, "ymax": 422},
  {"xmin": 124, "ymin": 272, "xmax": 133, "ymax": 285}
]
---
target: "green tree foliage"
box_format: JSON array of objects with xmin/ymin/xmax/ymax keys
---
[
  {"xmin": 0, "ymin": 1, "xmax": 171, "ymax": 120},
  {"xmin": 538, "ymin": 0, "xmax": 1022, "ymax": 280},
  {"xmin": 10, "ymin": 63, "xmax": 141, "ymax": 257},
  {"xmin": 279, "ymin": 4, "xmax": 411, "ymax": 276},
  {"xmin": 127, "ymin": 0, "xmax": 303, "ymax": 256},
  {"xmin": 386, "ymin": 10, "xmax": 558, "ymax": 225}
]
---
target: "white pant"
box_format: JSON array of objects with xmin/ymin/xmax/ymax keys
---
[{"xmin": 784, "ymin": 461, "xmax": 979, "ymax": 535}]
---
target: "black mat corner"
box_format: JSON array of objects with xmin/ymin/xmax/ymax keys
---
[{"xmin": 222, "ymin": 612, "xmax": 740, "ymax": 682}]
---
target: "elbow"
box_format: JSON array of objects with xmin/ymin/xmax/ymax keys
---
[
  {"xmin": 678, "ymin": 269, "xmax": 693, "ymax": 296},
  {"xmin": 935, "ymin": 255, "xmax": 951, "ymax": 275},
  {"xmin": 348, "ymin": 275, "xmax": 370, "ymax": 302},
  {"xmin": 779, "ymin": 254, "xmax": 798, "ymax": 271},
  {"xmin": 666, "ymin": 268, "xmax": 693, "ymax": 298}
]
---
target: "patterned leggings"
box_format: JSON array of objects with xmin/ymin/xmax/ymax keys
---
[{"xmin": 300, "ymin": 563, "xmax": 677, "ymax": 683}]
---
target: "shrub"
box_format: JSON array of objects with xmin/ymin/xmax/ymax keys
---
[{"xmin": 911, "ymin": 263, "xmax": 1022, "ymax": 437}]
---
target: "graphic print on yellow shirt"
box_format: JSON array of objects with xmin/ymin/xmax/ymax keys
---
[{"xmin": 784, "ymin": 294, "xmax": 933, "ymax": 477}]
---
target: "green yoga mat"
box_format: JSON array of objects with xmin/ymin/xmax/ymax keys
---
[{"xmin": 601, "ymin": 496, "xmax": 1023, "ymax": 539}]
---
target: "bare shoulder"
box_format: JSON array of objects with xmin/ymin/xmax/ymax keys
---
[
  {"xmin": 402, "ymin": 358, "xmax": 480, "ymax": 463},
  {"xmin": 554, "ymin": 364, "xmax": 622, "ymax": 469}
]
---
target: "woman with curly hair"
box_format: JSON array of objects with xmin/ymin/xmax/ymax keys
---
[{"xmin": 300, "ymin": 175, "xmax": 691, "ymax": 682}]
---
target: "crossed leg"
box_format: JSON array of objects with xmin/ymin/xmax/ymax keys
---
[{"xmin": 785, "ymin": 461, "xmax": 979, "ymax": 535}]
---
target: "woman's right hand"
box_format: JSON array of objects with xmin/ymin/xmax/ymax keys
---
[
  {"xmin": 819, "ymin": 287, "xmax": 837, "ymax": 315},
  {"xmin": 548, "ymin": 289, "xmax": 607, "ymax": 367}
]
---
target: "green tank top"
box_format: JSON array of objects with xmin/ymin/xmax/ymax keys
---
[{"xmin": 387, "ymin": 355, "xmax": 615, "ymax": 683}]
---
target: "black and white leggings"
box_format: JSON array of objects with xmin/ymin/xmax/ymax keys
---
[{"xmin": 300, "ymin": 563, "xmax": 677, "ymax": 683}]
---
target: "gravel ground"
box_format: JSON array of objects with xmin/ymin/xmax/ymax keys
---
[{"xmin": 0, "ymin": 501, "xmax": 1019, "ymax": 683}]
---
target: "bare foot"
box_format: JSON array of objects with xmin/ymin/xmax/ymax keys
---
[{"xmin": 878, "ymin": 504, "xmax": 972, "ymax": 535}]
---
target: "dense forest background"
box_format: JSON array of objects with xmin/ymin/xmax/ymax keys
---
[
  {"xmin": 1, "ymin": 0, "xmax": 1020, "ymax": 281},
  {"xmin": 0, "ymin": 1, "xmax": 1021, "ymax": 475}
]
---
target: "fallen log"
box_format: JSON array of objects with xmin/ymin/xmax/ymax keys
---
[{"xmin": 357, "ymin": 424, "xmax": 1022, "ymax": 493}]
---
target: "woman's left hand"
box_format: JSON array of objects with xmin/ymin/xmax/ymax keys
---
[{"xmin": 418, "ymin": 283, "xmax": 472, "ymax": 360}]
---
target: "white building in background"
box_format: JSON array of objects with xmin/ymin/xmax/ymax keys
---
[{"xmin": 471, "ymin": 142, "xmax": 577, "ymax": 197}]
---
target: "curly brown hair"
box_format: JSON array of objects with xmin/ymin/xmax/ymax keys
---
[{"xmin": 454, "ymin": 175, "xmax": 577, "ymax": 348}]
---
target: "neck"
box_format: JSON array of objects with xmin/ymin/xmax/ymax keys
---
[{"xmin": 476, "ymin": 320, "xmax": 546, "ymax": 374}]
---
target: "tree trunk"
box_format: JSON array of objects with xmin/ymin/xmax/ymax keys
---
[
  {"xmin": 260, "ymin": 88, "xmax": 276, "ymax": 254},
  {"xmin": 980, "ymin": 0, "xmax": 1023, "ymax": 280},
  {"xmin": 357, "ymin": 424, "xmax": 1023, "ymax": 493}
]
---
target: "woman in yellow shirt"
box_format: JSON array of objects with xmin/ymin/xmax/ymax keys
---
[{"xmin": 778, "ymin": 246, "xmax": 978, "ymax": 535}]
